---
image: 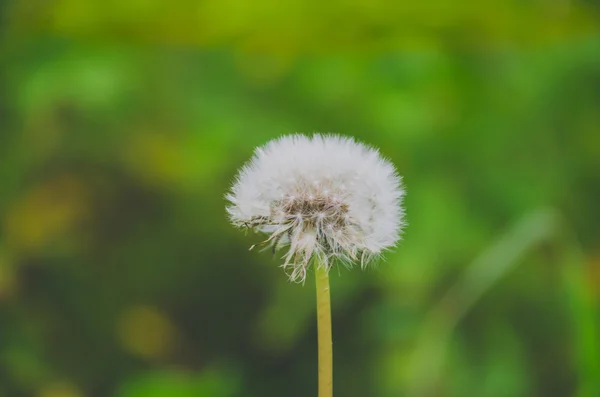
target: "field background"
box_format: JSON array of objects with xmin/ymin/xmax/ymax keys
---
[{"xmin": 1, "ymin": 1, "xmax": 599, "ymax": 396}]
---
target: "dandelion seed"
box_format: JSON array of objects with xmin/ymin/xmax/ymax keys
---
[{"xmin": 226, "ymin": 133, "xmax": 405, "ymax": 283}]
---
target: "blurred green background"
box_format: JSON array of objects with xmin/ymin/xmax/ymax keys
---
[{"xmin": 1, "ymin": 1, "xmax": 599, "ymax": 396}]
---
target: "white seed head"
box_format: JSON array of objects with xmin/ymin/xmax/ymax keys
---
[{"xmin": 226, "ymin": 134, "xmax": 405, "ymax": 282}]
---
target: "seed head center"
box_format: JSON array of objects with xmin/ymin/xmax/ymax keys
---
[{"xmin": 278, "ymin": 195, "xmax": 349, "ymax": 227}]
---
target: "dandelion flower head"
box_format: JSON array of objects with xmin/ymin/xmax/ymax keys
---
[{"xmin": 226, "ymin": 134, "xmax": 405, "ymax": 282}]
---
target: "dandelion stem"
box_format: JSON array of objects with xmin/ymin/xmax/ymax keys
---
[{"xmin": 315, "ymin": 261, "xmax": 333, "ymax": 397}]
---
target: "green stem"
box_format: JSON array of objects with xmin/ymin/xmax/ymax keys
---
[{"xmin": 315, "ymin": 261, "xmax": 333, "ymax": 397}]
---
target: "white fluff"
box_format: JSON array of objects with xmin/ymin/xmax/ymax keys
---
[{"xmin": 226, "ymin": 134, "xmax": 405, "ymax": 282}]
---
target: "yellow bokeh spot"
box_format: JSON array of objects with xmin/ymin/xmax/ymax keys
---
[
  {"xmin": 38, "ymin": 382, "xmax": 83, "ymax": 397},
  {"xmin": 117, "ymin": 305, "xmax": 176, "ymax": 360},
  {"xmin": 125, "ymin": 133, "xmax": 184, "ymax": 188},
  {"xmin": 3, "ymin": 174, "xmax": 88, "ymax": 252}
]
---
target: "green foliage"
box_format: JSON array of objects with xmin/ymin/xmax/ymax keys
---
[
  {"xmin": 0, "ymin": 1, "xmax": 599, "ymax": 396},
  {"xmin": 116, "ymin": 369, "xmax": 239, "ymax": 397}
]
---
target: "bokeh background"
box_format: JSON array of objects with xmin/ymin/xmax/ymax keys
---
[{"xmin": 1, "ymin": 1, "xmax": 599, "ymax": 396}]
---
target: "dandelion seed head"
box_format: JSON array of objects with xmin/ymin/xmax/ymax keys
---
[{"xmin": 226, "ymin": 134, "xmax": 405, "ymax": 282}]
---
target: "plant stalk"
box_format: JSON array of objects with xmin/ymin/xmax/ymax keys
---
[{"xmin": 315, "ymin": 261, "xmax": 333, "ymax": 397}]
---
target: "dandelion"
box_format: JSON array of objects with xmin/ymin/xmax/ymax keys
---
[
  {"xmin": 226, "ymin": 133, "xmax": 405, "ymax": 397},
  {"xmin": 226, "ymin": 134, "xmax": 405, "ymax": 282}
]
